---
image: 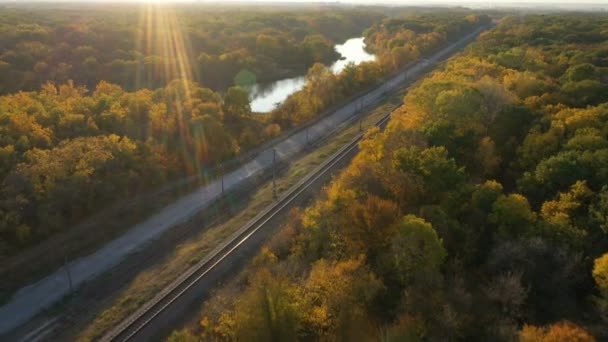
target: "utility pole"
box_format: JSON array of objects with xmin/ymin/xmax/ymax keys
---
[
  {"xmin": 220, "ymin": 162, "xmax": 224, "ymax": 196},
  {"xmin": 272, "ymin": 148, "xmax": 277, "ymax": 200},
  {"xmin": 64, "ymin": 253, "xmax": 73, "ymax": 295}
]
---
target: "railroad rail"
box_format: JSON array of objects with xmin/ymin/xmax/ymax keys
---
[{"xmin": 101, "ymin": 104, "xmax": 399, "ymax": 342}]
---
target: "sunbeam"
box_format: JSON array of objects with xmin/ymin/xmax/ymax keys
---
[{"xmin": 135, "ymin": 1, "xmax": 212, "ymax": 184}]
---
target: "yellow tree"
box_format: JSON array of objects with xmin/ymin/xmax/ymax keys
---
[
  {"xmin": 232, "ymin": 269, "xmax": 300, "ymax": 342},
  {"xmin": 593, "ymin": 252, "xmax": 608, "ymax": 319},
  {"xmin": 301, "ymin": 258, "xmax": 382, "ymax": 340},
  {"xmin": 519, "ymin": 321, "xmax": 595, "ymax": 342}
]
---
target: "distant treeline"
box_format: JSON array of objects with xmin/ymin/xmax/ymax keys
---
[{"xmin": 0, "ymin": 4, "xmax": 382, "ymax": 94}]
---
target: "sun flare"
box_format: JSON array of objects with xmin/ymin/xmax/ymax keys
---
[{"xmin": 136, "ymin": 2, "xmax": 196, "ymax": 88}]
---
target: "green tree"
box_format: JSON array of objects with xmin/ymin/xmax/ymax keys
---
[
  {"xmin": 489, "ymin": 194, "xmax": 537, "ymax": 239},
  {"xmin": 562, "ymin": 63, "xmax": 598, "ymax": 83},
  {"xmin": 222, "ymin": 86, "xmax": 251, "ymax": 122},
  {"xmin": 393, "ymin": 146, "xmax": 466, "ymax": 203},
  {"xmin": 165, "ymin": 330, "xmax": 199, "ymax": 342},
  {"xmin": 391, "ymin": 215, "xmax": 447, "ymax": 286},
  {"xmin": 472, "ymin": 180, "xmax": 504, "ymax": 214},
  {"xmin": 590, "ymin": 186, "xmax": 608, "ymax": 234},
  {"xmin": 302, "ymin": 34, "xmax": 334, "ymax": 62}
]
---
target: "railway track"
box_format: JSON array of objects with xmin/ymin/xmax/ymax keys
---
[{"xmin": 101, "ymin": 104, "xmax": 399, "ymax": 342}]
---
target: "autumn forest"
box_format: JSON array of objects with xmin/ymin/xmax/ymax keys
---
[
  {"xmin": 171, "ymin": 12, "xmax": 608, "ymax": 342},
  {"xmin": 0, "ymin": 2, "xmax": 607, "ymax": 341}
]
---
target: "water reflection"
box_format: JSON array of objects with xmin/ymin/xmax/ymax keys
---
[
  {"xmin": 331, "ymin": 37, "xmax": 375, "ymax": 73},
  {"xmin": 249, "ymin": 37, "xmax": 376, "ymax": 113},
  {"xmin": 247, "ymin": 77, "xmax": 307, "ymax": 113}
]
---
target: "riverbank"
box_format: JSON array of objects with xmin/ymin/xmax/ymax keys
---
[{"xmin": 249, "ymin": 36, "xmax": 376, "ymax": 112}]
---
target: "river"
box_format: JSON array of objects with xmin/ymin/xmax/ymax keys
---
[{"xmin": 248, "ymin": 37, "xmax": 375, "ymax": 113}]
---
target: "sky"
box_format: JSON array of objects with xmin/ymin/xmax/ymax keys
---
[
  {"xmin": 214, "ymin": 0, "xmax": 608, "ymax": 6},
  {"xmin": 2, "ymin": 0, "xmax": 607, "ymax": 3},
  {"xmin": 2, "ymin": 0, "xmax": 607, "ymax": 8}
]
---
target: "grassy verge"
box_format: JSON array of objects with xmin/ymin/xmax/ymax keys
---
[{"xmin": 72, "ymin": 91, "xmax": 404, "ymax": 342}]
